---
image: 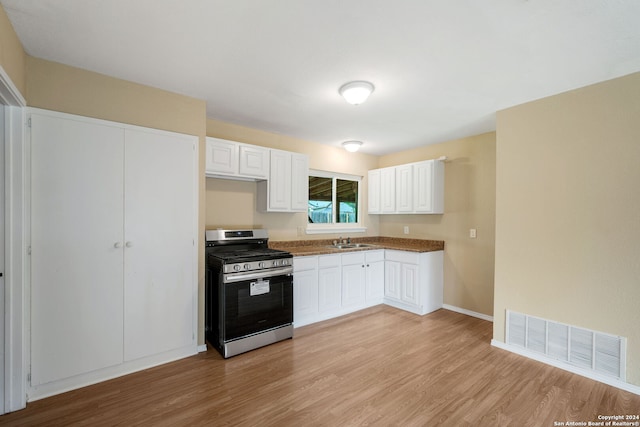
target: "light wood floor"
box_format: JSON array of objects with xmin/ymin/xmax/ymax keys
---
[{"xmin": 2, "ymin": 306, "xmax": 639, "ymax": 426}]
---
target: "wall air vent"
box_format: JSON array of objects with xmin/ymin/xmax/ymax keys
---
[{"xmin": 506, "ymin": 310, "xmax": 626, "ymax": 381}]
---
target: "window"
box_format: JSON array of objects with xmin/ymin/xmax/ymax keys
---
[{"xmin": 307, "ymin": 170, "xmax": 365, "ymax": 233}]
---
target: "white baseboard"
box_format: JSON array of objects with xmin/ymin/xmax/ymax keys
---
[
  {"xmin": 443, "ymin": 304, "xmax": 493, "ymax": 322},
  {"xmin": 197, "ymin": 344, "xmax": 207, "ymax": 353},
  {"xmin": 491, "ymin": 339, "xmax": 640, "ymax": 396},
  {"xmin": 28, "ymin": 345, "xmax": 198, "ymax": 401}
]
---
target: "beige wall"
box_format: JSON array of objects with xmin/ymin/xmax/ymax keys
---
[
  {"xmin": 378, "ymin": 133, "xmax": 496, "ymax": 317},
  {"xmin": 0, "ymin": 3, "xmax": 26, "ymax": 97},
  {"xmin": 26, "ymin": 57, "xmax": 209, "ymax": 346},
  {"xmin": 494, "ymin": 72, "xmax": 640, "ymax": 386},
  {"xmin": 206, "ymin": 118, "xmax": 380, "ymax": 240}
]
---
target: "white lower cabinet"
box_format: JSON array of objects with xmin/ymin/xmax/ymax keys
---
[
  {"xmin": 294, "ymin": 248, "xmax": 443, "ymax": 327},
  {"xmin": 341, "ymin": 254, "xmax": 367, "ymax": 309},
  {"xmin": 29, "ymin": 109, "xmax": 198, "ymax": 399},
  {"xmin": 384, "ymin": 250, "xmax": 443, "ymax": 315},
  {"xmin": 293, "ymin": 256, "xmax": 319, "ymax": 327},
  {"xmin": 293, "ymin": 250, "xmax": 386, "ymax": 327},
  {"xmin": 341, "ymin": 251, "xmax": 385, "ymax": 309},
  {"xmin": 365, "ymin": 251, "xmax": 385, "ymax": 303}
]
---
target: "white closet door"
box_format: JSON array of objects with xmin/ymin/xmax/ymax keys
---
[
  {"xmin": 30, "ymin": 114, "xmax": 124, "ymax": 386},
  {"xmin": 123, "ymin": 129, "xmax": 196, "ymax": 361}
]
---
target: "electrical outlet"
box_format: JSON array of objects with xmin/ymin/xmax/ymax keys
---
[
  {"xmin": 403, "ymin": 226, "xmax": 409, "ymax": 234},
  {"xmin": 469, "ymin": 228, "xmax": 477, "ymax": 238}
]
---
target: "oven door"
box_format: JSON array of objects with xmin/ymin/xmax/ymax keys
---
[{"xmin": 222, "ymin": 273, "xmax": 293, "ymax": 342}]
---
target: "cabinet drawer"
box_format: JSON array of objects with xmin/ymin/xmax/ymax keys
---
[
  {"xmin": 385, "ymin": 250, "xmax": 419, "ymax": 264},
  {"xmin": 342, "ymin": 252, "xmax": 365, "ymax": 266},
  {"xmin": 294, "ymin": 256, "xmax": 318, "ymax": 272},
  {"xmin": 318, "ymin": 254, "xmax": 341, "ymax": 268},
  {"xmin": 365, "ymin": 250, "xmax": 384, "ymax": 263}
]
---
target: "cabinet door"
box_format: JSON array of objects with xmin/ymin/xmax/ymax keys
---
[
  {"xmin": 401, "ymin": 263, "xmax": 420, "ymax": 306},
  {"xmin": 290, "ymin": 153, "xmax": 309, "ymax": 211},
  {"xmin": 366, "ymin": 260, "xmax": 385, "ymax": 302},
  {"xmin": 342, "ymin": 263, "xmax": 366, "ymax": 308},
  {"xmin": 268, "ymin": 150, "xmax": 292, "ymax": 210},
  {"xmin": 414, "ymin": 160, "xmax": 433, "ymax": 212},
  {"xmin": 396, "ymin": 164, "xmax": 413, "ymax": 212},
  {"xmin": 206, "ymin": 137, "xmax": 238, "ymax": 175},
  {"xmin": 384, "ymin": 261, "xmax": 402, "ymax": 301},
  {"xmin": 239, "ymin": 144, "xmax": 269, "ymax": 178},
  {"xmin": 380, "ymin": 167, "xmax": 396, "ymax": 213},
  {"xmin": 123, "ymin": 129, "xmax": 197, "ymax": 361},
  {"xmin": 294, "ymin": 268, "xmax": 319, "ymax": 325},
  {"xmin": 30, "ymin": 113, "xmax": 125, "ymax": 386},
  {"xmin": 368, "ymin": 169, "xmax": 381, "ymax": 213},
  {"xmin": 318, "ymin": 266, "xmax": 341, "ymax": 314}
]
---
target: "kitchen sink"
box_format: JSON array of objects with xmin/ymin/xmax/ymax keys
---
[{"xmin": 327, "ymin": 243, "xmax": 379, "ymax": 250}]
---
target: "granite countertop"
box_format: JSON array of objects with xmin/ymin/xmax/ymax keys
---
[{"xmin": 269, "ymin": 236, "xmax": 444, "ymax": 256}]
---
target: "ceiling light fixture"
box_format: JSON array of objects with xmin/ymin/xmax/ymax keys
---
[
  {"xmin": 339, "ymin": 81, "xmax": 374, "ymax": 105},
  {"xmin": 342, "ymin": 140, "xmax": 363, "ymax": 152}
]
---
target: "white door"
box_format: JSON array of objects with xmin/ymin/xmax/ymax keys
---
[
  {"xmin": 380, "ymin": 167, "xmax": 396, "ymax": 213},
  {"xmin": 318, "ymin": 265, "xmax": 341, "ymax": 314},
  {"xmin": 205, "ymin": 137, "xmax": 238, "ymax": 175},
  {"xmin": 30, "ymin": 113, "xmax": 125, "ymax": 386},
  {"xmin": 414, "ymin": 160, "xmax": 434, "ymax": 213},
  {"xmin": 293, "ymin": 268, "xmax": 318, "ymax": 325},
  {"xmin": 239, "ymin": 144, "xmax": 269, "ymax": 178},
  {"xmin": 395, "ymin": 164, "xmax": 413, "ymax": 212},
  {"xmin": 341, "ymin": 263, "xmax": 366, "ymax": 308},
  {"xmin": 367, "ymin": 170, "xmax": 381, "ymax": 214},
  {"xmin": 290, "ymin": 153, "xmax": 309, "ymax": 211},
  {"xmin": 123, "ymin": 129, "xmax": 196, "ymax": 361},
  {"xmin": 0, "ymin": 104, "xmax": 5, "ymax": 413},
  {"xmin": 268, "ymin": 150, "xmax": 291, "ymax": 210}
]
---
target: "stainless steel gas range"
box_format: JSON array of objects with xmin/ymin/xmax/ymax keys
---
[{"xmin": 205, "ymin": 229, "xmax": 293, "ymax": 358}]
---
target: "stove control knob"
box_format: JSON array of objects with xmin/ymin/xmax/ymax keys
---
[
  {"xmin": 233, "ymin": 265, "xmax": 241, "ymax": 271},
  {"xmin": 258, "ymin": 262, "xmax": 266, "ymax": 268},
  {"xmin": 244, "ymin": 264, "xmax": 251, "ymax": 270},
  {"xmin": 281, "ymin": 259, "xmax": 289, "ymax": 266},
  {"xmin": 273, "ymin": 260, "xmax": 279, "ymax": 267}
]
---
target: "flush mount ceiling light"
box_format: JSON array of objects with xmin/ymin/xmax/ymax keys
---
[
  {"xmin": 339, "ymin": 81, "xmax": 375, "ymax": 105},
  {"xmin": 342, "ymin": 140, "xmax": 363, "ymax": 152}
]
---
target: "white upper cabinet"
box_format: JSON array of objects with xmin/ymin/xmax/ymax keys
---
[
  {"xmin": 291, "ymin": 153, "xmax": 309, "ymax": 211},
  {"xmin": 414, "ymin": 160, "xmax": 444, "ymax": 213},
  {"xmin": 205, "ymin": 137, "xmax": 269, "ymax": 180},
  {"xmin": 368, "ymin": 159, "xmax": 444, "ymax": 214},
  {"xmin": 257, "ymin": 149, "xmax": 309, "ymax": 212},
  {"xmin": 395, "ymin": 164, "xmax": 413, "ymax": 213},
  {"xmin": 239, "ymin": 144, "xmax": 270, "ymax": 178},
  {"xmin": 380, "ymin": 167, "xmax": 396, "ymax": 213}
]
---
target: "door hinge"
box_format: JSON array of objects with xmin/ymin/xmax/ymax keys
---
[
  {"xmin": 27, "ymin": 246, "xmax": 32, "ymax": 255},
  {"xmin": 27, "ymin": 117, "xmax": 32, "ymax": 128},
  {"xmin": 27, "ymin": 372, "xmax": 31, "ymax": 383}
]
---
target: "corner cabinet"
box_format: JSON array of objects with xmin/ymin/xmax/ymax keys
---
[
  {"xmin": 28, "ymin": 109, "xmax": 198, "ymax": 399},
  {"xmin": 205, "ymin": 137, "xmax": 269, "ymax": 180},
  {"xmin": 257, "ymin": 149, "xmax": 309, "ymax": 212},
  {"xmin": 368, "ymin": 159, "xmax": 444, "ymax": 214}
]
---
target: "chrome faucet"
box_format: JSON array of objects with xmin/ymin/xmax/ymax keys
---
[{"xmin": 347, "ymin": 237, "xmax": 351, "ymax": 244}]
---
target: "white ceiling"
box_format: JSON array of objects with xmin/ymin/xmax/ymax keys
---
[{"xmin": 3, "ymin": 0, "xmax": 640, "ymax": 155}]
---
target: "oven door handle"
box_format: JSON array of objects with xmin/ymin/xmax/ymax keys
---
[{"xmin": 223, "ymin": 267, "xmax": 293, "ymax": 283}]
